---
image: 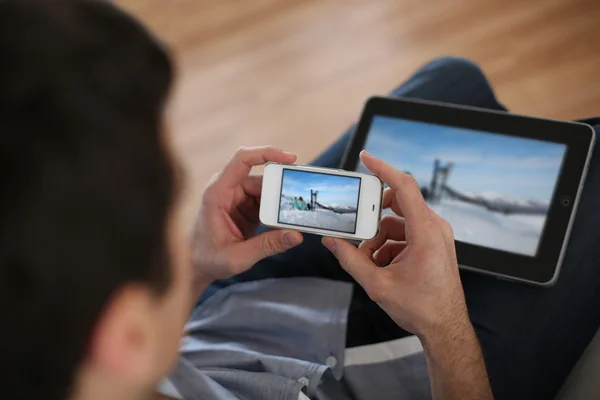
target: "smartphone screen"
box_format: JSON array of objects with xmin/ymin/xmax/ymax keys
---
[{"xmin": 278, "ymin": 168, "xmax": 362, "ymax": 234}]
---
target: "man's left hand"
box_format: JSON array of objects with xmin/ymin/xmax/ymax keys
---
[{"xmin": 192, "ymin": 146, "xmax": 304, "ymax": 282}]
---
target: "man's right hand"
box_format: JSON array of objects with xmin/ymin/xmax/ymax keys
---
[
  {"xmin": 322, "ymin": 150, "xmax": 468, "ymax": 338},
  {"xmin": 323, "ymin": 151, "xmax": 493, "ymax": 400}
]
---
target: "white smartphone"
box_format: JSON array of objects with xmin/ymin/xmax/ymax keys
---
[{"xmin": 260, "ymin": 163, "xmax": 384, "ymax": 240}]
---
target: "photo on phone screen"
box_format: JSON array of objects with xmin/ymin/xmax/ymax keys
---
[
  {"xmin": 359, "ymin": 116, "xmax": 567, "ymax": 256},
  {"xmin": 278, "ymin": 169, "xmax": 361, "ymax": 234}
]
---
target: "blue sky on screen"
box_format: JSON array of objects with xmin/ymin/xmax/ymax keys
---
[
  {"xmin": 361, "ymin": 116, "xmax": 566, "ymax": 202},
  {"xmin": 281, "ymin": 169, "xmax": 360, "ymax": 206}
]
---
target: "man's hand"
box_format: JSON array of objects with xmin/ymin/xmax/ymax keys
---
[
  {"xmin": 323, "ymin": 151, "xmax": 493, "ymax": 400},
  {"xmin": 322, "ymin": 151, "xmax": 467, "ymax": 337},
  {"xmin": 192, "ymin": 146, "xmax": 303, "ymax": 283}
]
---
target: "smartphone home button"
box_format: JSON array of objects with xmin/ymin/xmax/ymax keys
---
[{"xmin": 560, "ymin": 196, "xmax": 571, "ymax": 207}]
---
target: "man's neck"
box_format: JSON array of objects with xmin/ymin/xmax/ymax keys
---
[
  {"xmin": 71, "ymin": 367, "xmax": 150, "ymax": 400},
  {"xmin": 72, "ymin": 386, "xmax": 148, "ymax": 400}
]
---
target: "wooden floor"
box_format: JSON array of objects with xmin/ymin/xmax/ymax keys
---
[{"xmin": 118, "ymin": 0, "xmax": 600, "ymax": 226}]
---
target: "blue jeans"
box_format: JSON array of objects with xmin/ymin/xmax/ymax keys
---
[{"xmin": 202, "ymin": 57, "xmax": 600, "ymax": 400}]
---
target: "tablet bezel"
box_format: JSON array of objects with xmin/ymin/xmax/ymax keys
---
[{"xmin": 341, "ymin": 97, "xmax": 595, "ymax": 286}]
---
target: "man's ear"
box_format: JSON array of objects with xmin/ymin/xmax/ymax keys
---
[{"xmin": 87, "ymin": 283, "xmax": 159, "ymax": 384}]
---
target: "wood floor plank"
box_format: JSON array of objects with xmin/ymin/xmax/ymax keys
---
[{"xmin": 117, "ymin": 0, "xmax": 600, "ymax": 226}]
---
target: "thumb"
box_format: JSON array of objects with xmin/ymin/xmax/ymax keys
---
[
  {"xmin": 322, "ymin": 237, "xmax": 379, "ymax": 289},
  {"xmin": 228, "ymin": 230, "xmax": 303, "ymax": 271}
]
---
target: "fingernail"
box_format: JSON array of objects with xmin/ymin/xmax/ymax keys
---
[
  {"xmin": 284, "ymin": 232, "xmax": 301, "ymax": 247},
  {"xmin": 322, "ymin": 237, "xmax": 337, "ymax": 253},
  {"xmin": 283, "ymin": 151, "xmax": 296, "ymax": 157},
  {"xmin": 360, "ymin": 150, "xmax": 372, "ymax": 158}
]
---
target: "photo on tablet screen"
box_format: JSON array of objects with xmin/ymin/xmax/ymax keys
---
[
  {"xmin": 278, "ymin": 169, "xmax": 361, "ymax": 234},
  {"xmin": 359, "ymin": 116, "xmax": 567, "ymax": 256}
]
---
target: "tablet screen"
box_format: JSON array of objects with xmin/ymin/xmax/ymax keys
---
[{"xmin": 358, "ymin": 116, "xmax": 567, "ymax": 256}]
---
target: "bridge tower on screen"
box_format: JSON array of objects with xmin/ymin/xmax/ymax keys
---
[
  {"xmin": 310, "ymin": 190, "xmax": 318, "ymax": 211},
  {"xmin": 430, "ymin": 159, "xmax": 454, "ymax": 203}
]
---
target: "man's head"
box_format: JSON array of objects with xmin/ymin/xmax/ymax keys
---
[{"xmin": 0, "ymin": 1, "xmax": 191, "ymax": 399}]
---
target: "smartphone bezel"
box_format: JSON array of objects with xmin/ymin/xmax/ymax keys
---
[{"xmin": 259, "ymin": 163, "xmax": 383, "ymax": 241}]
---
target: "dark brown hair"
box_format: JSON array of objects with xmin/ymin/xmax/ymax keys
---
[{"xmin": 0, "ymin": 1, "xmax": 175, "ymax": 398}]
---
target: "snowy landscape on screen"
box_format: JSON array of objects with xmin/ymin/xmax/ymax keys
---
[
  {"xmin": 382, "ymin": 199, "xmax": 546, "ymax": 256},
  {"xmin": 279, "ymin": 196, "xmax": 357, "ymax": 232},
  {"xmin": 361, "ymin": 116, "xmax": 566, "ymax": 256},
  {"xmin": 278, "ymin": 170, "xmax": 360, "ymax": 233}
]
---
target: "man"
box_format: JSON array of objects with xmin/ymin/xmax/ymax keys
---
[
  {"xmin": 1, "ymin": 1, "xmax": 600, "ymax": 400},
  {"xmin": 293, "ymin": 196, "xmax": 309, "ymax": 211}
]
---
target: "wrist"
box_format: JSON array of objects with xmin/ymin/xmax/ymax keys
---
[
  {"xmin": 417, "ymin": 309, "xmax": 493, "ymax": 400},
  {"xmin": 418, "ymin": 310, "xmax": 474, "ymax": 353}
]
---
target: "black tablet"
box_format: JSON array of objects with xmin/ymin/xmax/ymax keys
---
[{"xmin": 342, "ymin": 97, "xmax": 595, "ymax": 286}]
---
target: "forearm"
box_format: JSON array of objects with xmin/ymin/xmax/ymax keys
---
[{"xmin": 420, "ymin": 318, "xmax": 493, "ymax": 400}]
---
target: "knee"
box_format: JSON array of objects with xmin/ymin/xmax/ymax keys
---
[
  {"xmin": 389, "ymin": 55, "xmax": 501, "ymax": 109},
  {"xmin": 423, "ymin": 56, "xmax": 486, "ymax": 81}
]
